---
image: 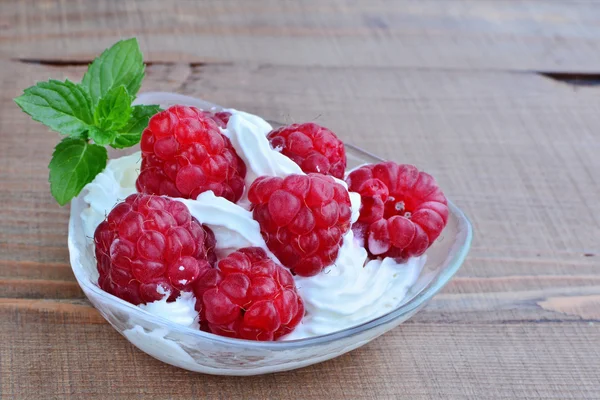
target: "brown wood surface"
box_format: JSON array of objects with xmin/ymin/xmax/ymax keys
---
[{"xmin": 1, "ymin": 0, "xmax": 600, "ymax": 399}]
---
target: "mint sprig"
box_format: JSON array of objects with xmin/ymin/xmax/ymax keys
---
[
  {"xmin": 14, "ymin": 79, "xmax": 94, "ymax": 137},
  {"xmin": 82, "ymin": 38, "xmax": 145, "ymax": 108},
  {"xmin": 14, "ymin": 38, "xmax": 160, "ymax": 206},
  {"xmin": 111, "ymin": 104, "xmax": 161, "ymax": 149},
  {"xmin": 94, "ymin": 85, "xmax": 132, "ymax": 131},
  {"xmin": 49, "ymin": 138, "xmax": 108, "ymax": 206}
]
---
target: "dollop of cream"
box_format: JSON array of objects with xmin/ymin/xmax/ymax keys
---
[
  {"xmin": 139, "ymin": 291, "xmax": 199, "ymax": 329},
  {"xmin": 80, "ymin": 152, "xmax": 140, "ymax": 239},
  {"xmin": 80, "ymin": 109, "xmax": 423, "ymax": 341},
  {"xmin": 282, "ymin": 231, "xmax": 425, "ymax": 340},
  {"xmin": 178, "ymin": 192, "xmax": 272, "ymax": 260},
  {"xmin": 123, "ymin": 326, "xmax": 198, "ymax": 367},
  {"xmin": 221, "ymin": 110, "xmax": 303, "ymax": 209},
  {"xmin": 348, "ymin": 191, "xmax": 361, "ymax": 224}
]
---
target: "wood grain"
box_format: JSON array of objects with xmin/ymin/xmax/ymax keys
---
[
  {"xmin": 3, "ymin": 0, "xmax": 600, "ymax": 71},
  {"xmin": 3, "ymin": 302, "xmax": 600, "ymax": 400},
  {"xmin": 1, "ymin": 1, "xmax": 599, "ymax": 399}
]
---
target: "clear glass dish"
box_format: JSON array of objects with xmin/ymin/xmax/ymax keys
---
[{"xmin": 68, "ymin": 93, "xmax": 473, "ymax": 376}]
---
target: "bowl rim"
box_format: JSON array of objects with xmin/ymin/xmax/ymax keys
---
[{"xmin": 68, "ymin": 92, "xmax": 473, "ymax": 350}]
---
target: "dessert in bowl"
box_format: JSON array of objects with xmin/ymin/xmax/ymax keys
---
[{"xmin": 17, "ymin": 39, "xmax": 472, "ymax": 375}]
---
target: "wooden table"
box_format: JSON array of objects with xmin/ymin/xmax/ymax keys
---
[{"xmin": 2, "ymin": 1, "xmax": 599, "ymax": 399}]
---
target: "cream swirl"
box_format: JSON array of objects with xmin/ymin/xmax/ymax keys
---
[
  {"xmin": 139, "ymin": 291, "xmax": 199, "ymax": 329},
  {"xmin": 178, "ymin": 192, "xmax": 272, "ymax": 260},
  {"xmin": 283, "ymin": 231, "xmax": 425, "ymax": 340},
  {"xmin": 80, "ymin": 152, "xmax": 140, "ymax": 240},
  {"xmin": 221, "ymin": 111, "xmax": 303, "ymax": 209}
]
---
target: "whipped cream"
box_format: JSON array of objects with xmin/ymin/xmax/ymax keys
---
[
  {"xmin": 81, "ymin": 152, "xmax": 140, "ymax": 239},
  {"xmin": 80, "ymin": 109, "xmax": 423, "ymax": 340},
  {"xmin": 123, "ymin": 326, "xmax": 198, "ymax": 367},
  {"xmin": 283, "ymin": 231, "xmax": 424, "ymax": 340},
  {"xmin": 138, "ymin": 291, "xmax": 199, "ymax": 329},
  {"xmin": 220, "ymin": 110, "xmax": 303, "ymax": 209},
  {"xmin": 179, "ymin": 192, "xmax": 275, "ymax": 260}
]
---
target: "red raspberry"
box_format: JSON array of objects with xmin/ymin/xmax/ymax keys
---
[
  {"xmin": 346, "ymin": 162, "xmax": 449, "ymax": 261},
  {"xmin": 213, "ymin": 111, "xmax": 232, "ymax": 128},
  {"xmin": 267, "ymin": 123, "xmax": 346, "ymax": 179},
  {"xmin": 136, "ymin": 105, "xmax": 246, "ymax": 202},
  {"xmin": 94, "ymin": 194, "xmax": 217, "ymax": 305},
  {"xmin": 200, "ymin": 110, "xmax": 232, "ymax": 129},
  {"xmin": 248, "ymin": 174, "xmax": 352, "ymax": 277},
  {"xmin": 193, "ymin": 247, "xmax": 305, "ymax": 341}
]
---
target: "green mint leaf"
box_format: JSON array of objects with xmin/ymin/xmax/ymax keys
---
[
  {"xmin": 89, "ymin": 126, "xmax": 117, "ymax": 146},
  {"xmin": 49, "ymin": 137, "xmax": 108, "ymax": 206},
  {"xmin": 110, "ymin": 104, "xmax": 160, "ymax": 149},
  {"xmin": 14, "ymin": 79, "xmax": 93, "ymax": 137},
  {"xmin": 120, "ymin": 104, "xmax": 160, "ymax": 133},
  {"xmin": 94, "ymin": 85, "xmax": 132, "ymax": 131},
  {"xmin": 111, "ymin": 132, "xmax": 141, "ymax": 149},
  {"xmin": 81, "ymin": 38, "xmax": 145, "ymax": 107}
]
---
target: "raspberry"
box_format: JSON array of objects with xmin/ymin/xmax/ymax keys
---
[
  {"xmin": 136, "ymin": 105, "xmax": 246, "ymax": 202},
  {"xmin": 346, "ymin": 162, "xmax": 448, "ymax": 260},
  {"xmin": 94, "ymin": 194, "xmax": 217, "ymax": 305},
  {"xmin": 213, "ymin": 111, "xmax": 231, "ymax": 128},
  {"xmin": 193, "ymin": 247, "xmax": 304, "ymax": 341},
  {"xmin": 248, "ymin": 174, "xmax": 352, "ymax": 277},
  {"xmin": 200, "ymin": 110, "xmax": 231, "ymax": 129},
  {"xmin": 267, "ymin": 123, "xmax": 346, "ymax": 179}
]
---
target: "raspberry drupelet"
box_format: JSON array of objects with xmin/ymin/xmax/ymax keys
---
[
  {"xmin": 267, "ymin": 123, "xmax": 346, "ymax": 179},
  {"xmin": 136, "ymin": 105, "xmax": 246, "ymax": 202},
  {"xmin": 94, "ymin": 194, "xmax": 217, "ymax": 305},
  {"xmin": 248, "ymin": 173, "xmax": 352, "ymax": 277},
  {"xmin": 346, "ymin": 162, "xmax": 448, "ymax": 261},
  {"xmin": 193, "ymin": 247, "xmax": 305, "ymax": 341},
  {"xmin": 202, "ymin": 110, "xmax": 231, "ymax": 129}
]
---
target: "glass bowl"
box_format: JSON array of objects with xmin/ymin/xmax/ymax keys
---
[{"xmin": 68, "ymin": 93, "xmax": 473, "ymax": 376}]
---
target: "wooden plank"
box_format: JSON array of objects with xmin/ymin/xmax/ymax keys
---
[
  {"xmin": 2, "ymin": 0, "xmax": 600, "ymax": 71},
  {"xmin": 1, "ymin": 302, "xmax": 600, "ymax": 399}
]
